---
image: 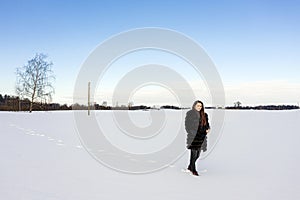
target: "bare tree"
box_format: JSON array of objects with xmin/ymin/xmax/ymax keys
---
[
  {"xmin": 234, "ymin": 101, "xmax": 242, "ymax": 108},
  {"xmin": 16, "ymin": 53, "xmax": 55, "ymax": 112},
  {"xmin": 102, "ymin": 101, "xmax": 108, "ymax": 107}
]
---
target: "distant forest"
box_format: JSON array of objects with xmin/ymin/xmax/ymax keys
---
[
  {"xmin": 0, "ymin": 94, "xmax": 154, "ymax": 111},
  {"xmin": 225, "ymin": 105, "xmax": 299, "ymax": 110},
  {"xmin": 0, "ymin": 94, "xmax": 299, "ymax": 111}
]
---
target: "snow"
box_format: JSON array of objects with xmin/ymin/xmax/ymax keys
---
[{"xmin": 1, "ymin": 110, "xmax": 300, "ymax": 200}]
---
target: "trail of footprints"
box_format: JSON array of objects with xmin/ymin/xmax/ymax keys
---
[
  {"xmin": 9, "ymin": 123, "xmax": 71, "ymax": 148},
  {"xmin": 8, "ymin": 123, "xmax": 160, "ymax": 165},
  {"xmin": 9, "ymin": 123, "xmax": 109, "ymax": 153}
]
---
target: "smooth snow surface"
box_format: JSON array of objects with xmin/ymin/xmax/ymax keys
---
[{"xmin": 1, "ymin": 110, "xmax": 299, "ymax": 200}]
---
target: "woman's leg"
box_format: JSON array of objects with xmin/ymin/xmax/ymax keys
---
[
  {"xmin": 188, "ymin": 149, "xmax": 200, "ymax": 172},
  {"xmin": 195, "ymin": 149, "xmax": 200, "ymax": 161}
]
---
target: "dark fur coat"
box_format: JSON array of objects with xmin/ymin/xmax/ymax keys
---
[{"xmin": 185, "ymin": 109, "xmax": 210, "ymax": 150}]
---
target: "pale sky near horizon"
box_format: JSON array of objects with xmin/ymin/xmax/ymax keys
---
[{"xmin": 0, "ymin": 0, "xmax": 299, "ymax": 107}]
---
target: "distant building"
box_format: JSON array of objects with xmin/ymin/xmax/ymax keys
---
[{"xmin": 102, "ymin": 101, "xmax": 107, "ymax": 107}]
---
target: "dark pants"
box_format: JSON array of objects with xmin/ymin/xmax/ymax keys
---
[{"xmin": 188, "ymin": 149, "xmax": 200, "ymax": 172}]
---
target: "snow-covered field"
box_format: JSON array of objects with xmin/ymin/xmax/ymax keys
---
[{"xmin": 1, "ymin": 110, "xmax": 299, "ymax": 200}]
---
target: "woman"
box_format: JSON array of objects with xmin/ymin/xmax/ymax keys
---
[{"xmin": 185, "ymin": 100, "xmax": 210, "ymax": 176}]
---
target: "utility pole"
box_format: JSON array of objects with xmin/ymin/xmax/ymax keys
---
[{"xmin": 88, "ymin": 82, "xmax": 90, "ymax": 116}]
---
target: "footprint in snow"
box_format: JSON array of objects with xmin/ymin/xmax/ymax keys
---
[
  {"xmin": 47, "ymin": 137, "xmax": 55, "ymax": 141},
  {"xmin": 147, "ymin": 160, "xmax": 157, "ymax": 163},
  {"xmin": 56, "ymin": 140, "xmax": 64, "ymax": 146},
  {"xmin": 17, "ymin": 127, "xmax": 25, "ymax": 131}
]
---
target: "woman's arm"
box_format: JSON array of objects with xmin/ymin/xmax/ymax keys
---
[
  {"xmin": 185, "ymin": 110, "xmax": 198, "ymax": 134},
  {"xmin": 205, "ymin": 113, "xmax": 210, "ymax": 133}
]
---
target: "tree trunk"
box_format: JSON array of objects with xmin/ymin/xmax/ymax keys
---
[
  {"xmin": 30, "ymin": 75, "xmax": 38, "ymax": 113},
  {"xmin": 30, "ymin": 89, "xmax": 35, "ymax": 113},
  {"xmin": 29, "ymin": 102, "xmax": 33, "ymax": 113}
]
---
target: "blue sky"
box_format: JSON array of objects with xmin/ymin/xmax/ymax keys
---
[{"xmin": 0, "ymin": 0, "xmax": 299, "ymax": 106}]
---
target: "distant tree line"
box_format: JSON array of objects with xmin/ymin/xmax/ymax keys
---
[
  {"xmin": 160, "ymin": 105, "xmax": 181, "ymax": 110},
  {"xmin": 226, "ymin": 105, "xmax": 299, "ymax": 110},
  {"xmin": 1, "ymin": 94, "xmax": 299, "ymax": 111},
  {"xmin": 0, "ymin": 94, "xmax": 168, "ymax": 111},
  {"xmin": 0, "ymin": 94, "xmax": 71, "ymax": 111},
  {"xmin": 226, "ymin": 101, "xmax": 299, "ymax": 110}
]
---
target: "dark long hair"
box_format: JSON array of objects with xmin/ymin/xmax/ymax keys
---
[{"xmin": 192, "ymin": 100, "xmax": 207, "ymax": 127}]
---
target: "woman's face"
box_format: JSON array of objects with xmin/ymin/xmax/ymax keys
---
[{"xmin": 194, "ymin": 102, "xmax": 202, "ymax": 112}]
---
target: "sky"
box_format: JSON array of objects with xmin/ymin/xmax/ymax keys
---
[{"xmin": 0, "ymin": 0, "xmax": 300, "ymax": 107}]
